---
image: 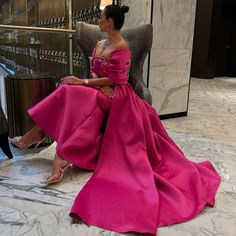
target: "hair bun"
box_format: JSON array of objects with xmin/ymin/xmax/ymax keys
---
[{"xmin": 121, "ymin": 5, "xmax": 129, "ymax": 14}]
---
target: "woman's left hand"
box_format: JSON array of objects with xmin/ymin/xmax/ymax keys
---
[
  {"xmin": 100, "ymin": 86, "xmax": 115, "ymax": 98},
  {"xmin": 61, "ymin": 76, "xmax": 84, "ymax": 85}
]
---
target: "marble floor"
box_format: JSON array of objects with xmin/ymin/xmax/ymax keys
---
[{"xmin": 0, "ymin": 77, "xmax": 236, "ymax": 236}]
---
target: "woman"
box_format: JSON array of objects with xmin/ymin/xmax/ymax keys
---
[{"xmin": 11, "ymin": 5, "xmax": 221, "ymax": 236}]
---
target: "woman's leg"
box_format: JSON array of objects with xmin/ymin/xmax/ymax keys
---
[
  {"xmin": 42, "ymin": 153, "xmax": 71, "ymax": 184},
  {"xmin": 11, "ymin": 125, "xmax": 46, "ymax": 149}
]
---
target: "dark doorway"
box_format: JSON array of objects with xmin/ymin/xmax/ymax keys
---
[
  {"xmin": 216, "ymin": 1, "xmax": 236, "ymax": 76},
  {"xmin": 191, "ymin": 0, "xmax": 236, "ymax": 78},
  {"xmin": 223, "ymin": 1, "xmax": 236, "ymax": 76}
]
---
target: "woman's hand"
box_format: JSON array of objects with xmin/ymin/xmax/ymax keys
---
[
  {"xmin": 61, "ymin": 76, "xmax": 84, "ymax": 85},
  {"xmin": 91, "ymin": 72, "xmax": 98, "ymax": 79},
  {"xmin": 100, "ymin": 86, "xmax": 115, "ymax": 98}
]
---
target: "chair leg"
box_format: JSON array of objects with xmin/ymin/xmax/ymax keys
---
[{"xmin": 0, "ymin": 132, "xmax": 13, "ymax": 159}]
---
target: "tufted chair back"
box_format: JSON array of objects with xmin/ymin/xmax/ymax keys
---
[{"xmin": 76, "ymin": 22, "xmax": 153, "ymax": 104}]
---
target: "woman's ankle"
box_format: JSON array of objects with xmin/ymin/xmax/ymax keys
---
[{"xmin": 30, "ymin": 126, "xmax": 45, "ymax": 139}]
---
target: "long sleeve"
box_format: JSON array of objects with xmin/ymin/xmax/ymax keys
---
[{"xmin": 107, "ymin": 50, "xmax": 131, "ymax": 85}]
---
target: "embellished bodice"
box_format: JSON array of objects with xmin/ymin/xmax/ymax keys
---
[
  {"xmin": 89, "ymin": 48, "xmax": 131, "ymax": 85},
  {"xmin": 89, "ymin": 52, "xmax": 109, "ymax": 79}
]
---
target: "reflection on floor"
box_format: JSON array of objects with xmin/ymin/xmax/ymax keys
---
[{"xmin": 0, "ymin": 77, "xmax": 236, "ymax": 236}]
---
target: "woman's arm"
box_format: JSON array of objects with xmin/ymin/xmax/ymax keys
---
[
  {"xmin": 61, "ymin": 75, "xmax": 115, "ymax": 98},
  {"xmin": 61, "ymin": 75, "xmax": 112, "ymax": 87},
  {"xmin": 84, "ymin": 77, "xmax": 112, "ymax": 87}
]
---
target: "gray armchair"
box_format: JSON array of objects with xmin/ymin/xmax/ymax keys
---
[{"xmin": 76, "ymin": 22, "xmax": 153, "ymax": 104}]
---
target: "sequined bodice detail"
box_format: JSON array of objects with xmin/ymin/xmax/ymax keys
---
[
  {"xmin": 89, "ymin": 54, "xmax": 109, "ymax": 78},
  {"xmin": 89, "ymin": 48, "xmax": 131, "ymax": 84}
]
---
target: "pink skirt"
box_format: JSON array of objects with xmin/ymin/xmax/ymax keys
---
[
  {"xmin": 28, "ymin": 84, "xmax": 112, "ymax": 170},
  {"xmin": 28, "ymin": 84, "xmax": 221, "ymax": 235}
]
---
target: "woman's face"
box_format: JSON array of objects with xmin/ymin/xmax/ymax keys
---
[{"xmin": 98, "ymin": 10, "xmax": 112, "ymax": 32}]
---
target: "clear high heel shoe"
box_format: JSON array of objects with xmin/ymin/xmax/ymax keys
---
[
  {"xmin": 41, "ymin": 163, "xmax": 73, "ymax": 185},
  {"xmin": 10, "ymin": 136, "xmax": 45, "ymax": 150}
]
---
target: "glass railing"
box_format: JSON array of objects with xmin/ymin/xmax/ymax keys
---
[
  {"xmin": 0, "ymin": 29, "xmax": 72, "ymax": 77},
  {"xmin": 0, "ymin": 0, "xmax": 103, "ymax": 78},
  {"xmin": 0, "ymin": 0, "xmax": 123, "ymax": 138}
]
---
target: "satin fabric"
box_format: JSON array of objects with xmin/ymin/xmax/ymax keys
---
[{"xmin": 28, "ymin": 49, "xmax": 221, "ymax": 235}]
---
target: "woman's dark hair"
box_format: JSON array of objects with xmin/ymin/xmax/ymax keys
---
[{"xmin": 104, "ymin": 5, "xmax": 129, "ymax": 30}]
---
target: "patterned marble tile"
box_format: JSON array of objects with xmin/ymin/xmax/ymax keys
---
[
  {"xmin": 152, "ymin": 0, "xmax": 197, "ymax": 50},
  {"xmin": 0, "ymin": 132, "xmax": 235, "ymax": 236},
  {"xmin": 149, "ymin": 0, "xmax": 197, "ymax": 115},
  {"xmin": 121, "ymin": 0, "xmax": 152, "ymax": 29},
  {"xmin": 121, "ymin": 0, "xmax": 152, "ymax": 86},
  {"xmin": 149, "ymin": 49, "xmax": 191, "ymax": 113},
  {"xmin": 163, "ymin": 77, "xmax": 236, "ymax": 145}
]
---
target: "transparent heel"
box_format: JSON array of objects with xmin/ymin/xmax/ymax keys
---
[
  {"xmin": 70, "ymin": 164, "xmax": 73, "ymax": 181},
  {"xmin": 11, "ymin": 136, "xmax": 45, "ymax": 150},
  {"xmin": 33, "ymin": 139, "xmax": 45, "ymax": 150},
  {"xmin": 41, "ymin": 163, "xmax": 73, "ymax": 185}
]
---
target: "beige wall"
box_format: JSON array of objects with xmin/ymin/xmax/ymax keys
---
[
  {"xmin": 121, "ymin": 0, "xmax": 197, "ymax": 116},
  {"xmin": 121, "ymin": 0, "xmax": 152, "ymax": 86}
]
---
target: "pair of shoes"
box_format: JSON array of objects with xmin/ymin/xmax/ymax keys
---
[
  {"xmin": 11, "ymin": 136, "xmax": 45, "ymax": 150},
  {"xmin": 0, "ymin": 132, "xmax": 13, "ymax": 159},
  {"xmin": 41, "ymin": 163, "xmax": 73, "ymax": 185}
]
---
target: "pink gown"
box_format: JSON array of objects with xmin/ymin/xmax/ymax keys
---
[{"xmin": 28, "ymin": 49, "xmax": 221, "ymax": 235}]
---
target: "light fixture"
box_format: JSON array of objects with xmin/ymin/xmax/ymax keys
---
[{"xmin": 100, "ymin": 0, "xmax": 113, "ymax": 10}]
